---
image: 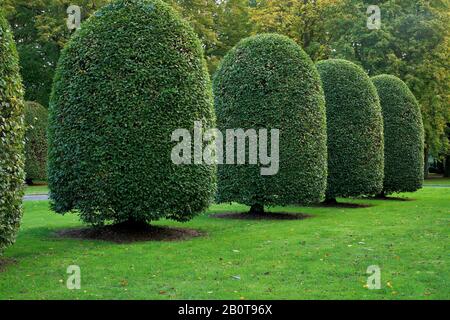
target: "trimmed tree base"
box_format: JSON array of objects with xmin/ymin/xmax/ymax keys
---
[
  {"xmin": 374, "ymin": 192, "xmax": 387, "ymax": 199},
  {"xmin": 323, "ymin": 197, "xmax": 338, "ymax": 205},
  {"xmin": 55, "ymin": 223, "xmax": 203, "ymax": 243},
  {"xmin": 249, "ymin": 203, "xmax": 264, "ymax": 215}
]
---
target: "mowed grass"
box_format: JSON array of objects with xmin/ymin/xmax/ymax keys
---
[
  {"xmin": 1, "ymin": 187, "xmax": 449, "ymax": 300},
  {"xmin": 423, "ymin": 176, "xmax": 450, "ymax": 185},
  {"xmin": 24, "ymin": 184, "xmax": 49, "ymax": 195}
]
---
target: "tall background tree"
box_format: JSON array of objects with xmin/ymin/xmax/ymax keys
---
[
  {"xmin": 3, "ymin": 0, "xmax": 110, "ymax": 107},
  {"xmin": 249, "ymin": 0, "xmax": 338, "ymax": 61}
]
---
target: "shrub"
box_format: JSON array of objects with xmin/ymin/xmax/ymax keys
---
[
  {"xmin": 213, "ymin": 33, "xmax": 328, "ymax": 212},
  {"xmin": 24, "ymin": 101, "xmax": 48, "ymax": 184},
  {"xmin": 0, "ymin": 11, "xmax": 25, "ymax": 253},
  {"xmin": 372, "ymin": 74, "xmax": 424, "ymax": 194},
  {"xmin": 48, "ymin": 0, "xmax": 216, "ymax": 225},
  {"xmin": 316, "ymin": 59, "xmax": 384, "ymax": 201}
]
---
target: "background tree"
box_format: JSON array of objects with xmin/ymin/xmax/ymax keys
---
[
  {"xmin": 372, "ymin": 75, "xmax": 424, "ymax": 195},
  {"xmin": 24, "ymin": 101, "xmax": 48, "ymax": 184},
  {"xmin": 317, "ymin": 59, "xmax": 384, "ymax": 203},
  {"xmin": 48, "ymin": 0, "xmax": 216, "ymax": 226},
  {"xmin": 249, "ymin": 0, "xmax": 339, "ymax": 61},
  {"xmin": 166, "ymin": 0, "xmax": 220, "ymax": 71},
  {"xmin": 0, "ymin": 10, "xmax": 25, "ymax": 254},
  {"xmin": 213, "ymin": 34, "xmax": 328, "ymax": 213},
  {"xmin": 4, "ymin": 0, "xmax": 110, "ymax": 106},
  {"xmin": 210, "ymin": 0, "xmax": 252, "ymax": 73}
]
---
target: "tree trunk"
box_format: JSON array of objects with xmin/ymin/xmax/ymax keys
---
[
  {"xmin": 249, "ymin": 203, "xmax": 264, "ymax": 215},
  {"xmin": 120, "ymin": 218, "xmax": 148, "ymax": 230},
  {"xmin": 424, "ymin": 147, "xmax": 429, "ymax": 179},
  {"xmin": 375, "ymin": 191, "xmax": 386, "ymax": 199},
  {"xmin": 323, "ymin": 197, "xmax": 337, "ymax": 205},
  {"xmin": 444, "ymin": 155, "xmax": 450, "ymax": 178}
]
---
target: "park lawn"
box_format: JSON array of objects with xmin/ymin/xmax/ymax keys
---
[
  {"xmin": 24, "ymin": 184, "xmax": 49, "ymax": 195},
  {"xmin": 423, "ymin": 177, "xmax": 450, "ymax": 185},
  {"xmin": 1, "ymin": 187, "xmax": 448, "ymax": 300}
]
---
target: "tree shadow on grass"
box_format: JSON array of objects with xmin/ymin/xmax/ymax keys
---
[
  {"xmin": 311, "ymin": 202, "xmax": 373, "ymax": 209},
  {"xmin": 53, "ymin": 222, "xmax": 205, "ymax": 244},
  {"xmin": 364, "ymin": 196, "xmax": 415, "ymax": 202},
  {"xmin": 210, "ymin": 212, "xmax": 312, "ymax": 220}
]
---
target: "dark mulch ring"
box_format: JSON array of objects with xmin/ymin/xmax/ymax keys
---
[
  {"xmin": 210, "ymin": 212, "xmax": 312, "ymax": 220},
  {"xmin": 0, "ymin": 258, "xmax": 17, "ymax": 272},
  {"xmin": 312, "ymin": 202, "xmax": 373, "ymax": 208},
  {"xmin": 54, "ymin": 222, "xmax": 204, "ymax": 243}
]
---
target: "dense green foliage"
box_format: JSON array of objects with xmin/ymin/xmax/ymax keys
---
[
  {"xmin": 48, "ymin": 0, "xmax": 216, "ymax": 225},
  {"xmin": 372, "ymin": 75, "xmax": 424, "ymax": 194},
  {"xmin": 0, "ymin": 11, "xmax": 25, "ymax": 254},
  {"xmin": 3, "ymin": 0, "xmax": 110, "ymax": 106},
  {"xmin": 5, "ymin": 1, "xmax": 449, "ymax": 164},
  {"xmin": 213, "ymin": 34, "xmax": 328, "ymax": 210},
  {"xmin": 317, "ymin": 59, "xmax": 384, "ymax": 200},
  {"xmin": 328, "ymin": 0, "xmax": 449, "ymax": 164},
  {"xmin": 24, "ymin": 101, "xmax": 48, "ymax": 183}
]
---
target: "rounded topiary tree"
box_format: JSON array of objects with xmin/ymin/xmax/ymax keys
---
[
  {"xmin": 48, "ymin": 0, "xmax": 216, "ymax": 226},
  {"xmin": 372, "ymin": 74, "xmax": 424, "ymax": 195},
  {"xmin": 213, "ymin": 33, "xmax": 328, "ymax": 214},
  {"xmin": 316, "ymin": 59, "xmax": 384, "ymax": 203},
  {"xmin": 24, "ymin": 101, "xmax": 48, "ymax": 184},
  {"xmin": 0, "ymin": 11, "xmax": 25, "ymax": 254}
]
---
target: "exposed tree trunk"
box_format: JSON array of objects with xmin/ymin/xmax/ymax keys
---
[
  {"xmin": 120, "ymin": 218, "xmax": 148, "ymax": 230},
  {"xmin": 444, "ymin": 155, "xmax": 450, "ymax": 178},
  {"xmin": 424, "ymin": 147, "xmax": 429, "ymax": 179},
  {"xmin": 249, "ymin": 203, "xmax": 264, "ymax": 215},
  {"xmin": 375, "ymin": 191, "xmax": 386, "ymax": 199},
  {"xmin": 323, "ymin": 197, "xmax": 337, "ymax": 205}
]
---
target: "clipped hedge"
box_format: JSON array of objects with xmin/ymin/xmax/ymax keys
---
[
  {"xmin": 372, "ymin": 75, "xmax": 424, "ymax": 194},
  {"xmin": 213, "ymin": 33, "xmax": 328, "ymax": 211},
  {"xmin": 48, "ymin": 0, "xmax": 216, "ymax": 225},
  {"xmin": 24, "ymin": 101, "xmax": 48, "ymax": 183},
  {"xmin": 0, "ymin": 11, "xmax": 25, "ymax": 253},
  {"xmin": 316, "ymin": 59, "xmax": 384, "ymax": 200}
]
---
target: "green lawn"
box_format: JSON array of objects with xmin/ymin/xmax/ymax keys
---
[
  {"xmin": 24, "ymin": 184, "xmax": 49, "ymax": 195},
  {"xmin": 1, "ymin": 187, "xmax": 449, "ymax": 300},
  {"xmin": 423, "ymin": 176, "xmax": 450, "ymax": 185}
]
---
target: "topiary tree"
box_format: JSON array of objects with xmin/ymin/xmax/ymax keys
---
[
  {"xmin": 0, "ymin": 11, "xmax": 25, "ymax": 254},
  {"xmin": 316, "ymin": 59, "xmax": 384, "ymax": 203},
  {"xmin": 24, "ymin": 101, "xmax": 48, "ymax": 184},
  {"xmin": 48, "ymin": 0, "xmax": 216, "ymax": 226},
  {"xmin": 213, "ymin": 33, "xmax": 328, "ymax": 214},
  {"xmin": 372, "ymin": 74, "xmax": 424, "ymax": 195}
]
